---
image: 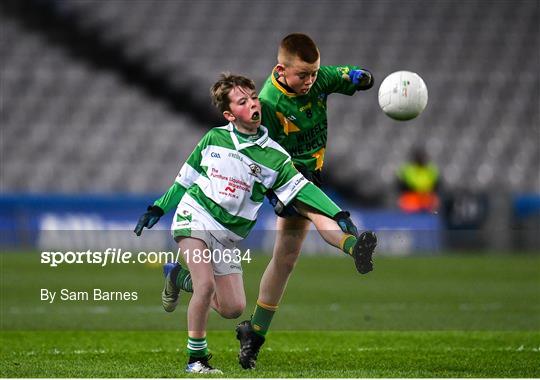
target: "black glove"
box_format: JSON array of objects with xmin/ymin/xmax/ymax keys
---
[
  {"xmin": 134, "ymin": 205, "xmax": 164, "ymax": 236},
  {"xmin": 348, "ymin": 69, "xmax": 374, "ymax": 90},
  {"xmin": 333, "ymin": 211, "xmax": 358, "ymax": 237},
  {"xmin": 266, "ymin": 190, "xmax": 299, "ymax": 218}
]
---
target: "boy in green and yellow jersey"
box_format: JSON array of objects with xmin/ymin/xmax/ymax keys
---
[{"xmin": 236, "ymin": 33, "xmax": 378, "ymax": 370}]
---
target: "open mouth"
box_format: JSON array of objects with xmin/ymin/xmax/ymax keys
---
[{"xmin": 251, "ymin": 111, "xmax": 260, "ymax": 121}]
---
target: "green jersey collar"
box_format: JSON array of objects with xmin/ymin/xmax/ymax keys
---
[{"xmin": 271, "ymin": 68, "xmax": 299, "ymax": 97}]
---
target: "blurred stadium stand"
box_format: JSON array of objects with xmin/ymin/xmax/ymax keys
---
[
  {"xmin": 1, "ymin": 0, "xmax": 539, "ymax": 201},
  {"xmin": 1, "ymin": 7, "xmax": 207, "ymax": 193}
]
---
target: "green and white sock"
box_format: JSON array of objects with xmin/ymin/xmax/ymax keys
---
[
  {"xmin": 187, "ymin": 336, "xmax": 208, "ymax": 358},
  {"xmin": 175, "ymin": 265, "xmax": 193, "ymax": 293}
]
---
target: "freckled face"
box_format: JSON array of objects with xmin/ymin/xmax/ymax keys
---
[{"xmin": 224, "ymin": 86, "xmax": 261, "ymax": 132}]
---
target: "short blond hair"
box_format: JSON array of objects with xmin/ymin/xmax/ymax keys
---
[
  {"xmin": 278, "ymin": 33, "xmax": 320, "ymax": 66},
  {"xmin": 210, "ymin": 73, "xmax": 256, "ymax": 113}
]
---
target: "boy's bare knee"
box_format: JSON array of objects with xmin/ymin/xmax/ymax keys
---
[
  {"xmin": 219, "ymin": 300, "xmax": 245, "ymax": 319},
  {"xmin": 222, "ymin": 308, "xmax": 244, "ymax": 319}
]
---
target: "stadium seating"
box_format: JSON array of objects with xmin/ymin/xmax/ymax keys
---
[
  {"xmin": 1, "ymin": 0, "xmax": 538, "ymax": 200},
  {"xmin": 1, "ymin": 14, "xmax": 206, "ymax": 193}
]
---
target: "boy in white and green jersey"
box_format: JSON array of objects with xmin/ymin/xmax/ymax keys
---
[{"xmin": 134, "ymin": 74, "xmax": 374, "ymax": 374}]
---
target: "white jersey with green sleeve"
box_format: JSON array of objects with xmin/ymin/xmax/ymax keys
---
[
  {"xmin": 169, "ymin": 123, "xmax": 308, "ymax": 240},
  {"xmin": 154, "ymin": 122, "xmax": 341, "ymax": 244}
]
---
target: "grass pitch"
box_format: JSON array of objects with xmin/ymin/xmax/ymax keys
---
[
  {"xmin": 2, "ymin": 330, "xmax": 538, "ymax": 377},
  {"xmin": 1, "ymin": 252, "xmax": 539, "ymax": 377}
]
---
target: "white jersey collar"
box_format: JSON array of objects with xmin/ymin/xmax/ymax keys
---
[{"xmin": 227, "ymin": 122, "xmax": 269, "ymax": 150}]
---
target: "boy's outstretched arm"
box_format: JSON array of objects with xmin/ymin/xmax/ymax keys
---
[
  {"xmin": 315, "ymin": 65, "xmax": 374, "ymax": 95},
  {"xmin": 292, "ymin": 182, "xmax": 358, "ymax": 237},
  {"xmin": 134, "ymin": 134, "xmax": 208, "ymax": 236},
  {"xmin": 288, "ymin": 182, "xmax": 378, "ymax": 274},
  {"xmin": 270, "ymin": 159, "xmax": 359, "ymax": 238},
  {"xmin": 134, "ymin": 182, "xmax": 186, "ymax": 236},
  {"xmin": 290, "ymin": 182, "xmax": 357, "ymax": 247}
]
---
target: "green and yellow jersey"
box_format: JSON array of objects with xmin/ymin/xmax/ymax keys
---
[{"xmin": 259, "ymin": 65, "xmax": 362, "ymax": 172}]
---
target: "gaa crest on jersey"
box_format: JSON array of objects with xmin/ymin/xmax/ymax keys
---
[{"xmin": 249, "ymin": 163, "xmax": 262, "ymax": 177}]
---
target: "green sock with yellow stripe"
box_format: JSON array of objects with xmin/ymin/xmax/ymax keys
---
[
  {"xmin": 250, "ymin": 300, "xmax": 278, "ymax": 337},
  {"xmin": 340, "ymin": 234, "xmax": 357, "ymax": 256}
]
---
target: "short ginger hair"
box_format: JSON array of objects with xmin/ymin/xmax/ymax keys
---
[
  {"xmin": 210, "ymin": 73, "xmax": 256, "ymax": 113},
  {"xmin": 278, "ymin": 33, "xmax": 320, "ymax": 66}
]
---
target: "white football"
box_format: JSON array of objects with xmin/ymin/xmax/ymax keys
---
[{"xmin": 378, "ymin": 71, "xmax": 428, "ymax": 121}]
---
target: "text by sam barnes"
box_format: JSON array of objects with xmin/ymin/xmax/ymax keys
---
[{"xmin": 41, "ymin": 288, "xmax": 138, "ymax": 303}]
